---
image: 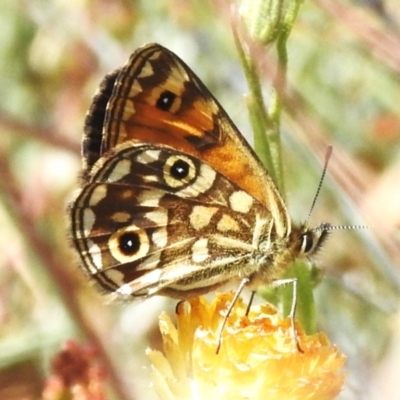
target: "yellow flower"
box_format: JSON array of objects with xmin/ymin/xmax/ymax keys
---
[{"xmin": 147, "ymin": 292, "xmax": 346, "ymax": 400}]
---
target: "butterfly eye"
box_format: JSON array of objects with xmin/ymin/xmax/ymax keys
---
[
  {"xmin": 109, "ymin": 225, "xmax": 150, "ymax": 263},
  {"xmin": 163, "ymin": 155, "xmax": 196, "ymax": 188},
  {"xmin": 156, "ymin": 90, "xmax": 177, "ymax": 111},
  {"xmin": 300, "ymin": 231, "xmax": 315, "ymax": 255}
]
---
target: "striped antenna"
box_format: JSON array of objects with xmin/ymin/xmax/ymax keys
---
[
  {"xmin": 306, "ymin": 147, "xmax": 369, "ymax": 232},
  {"xmin": 305, "ymin": 146, "xmax": 333, "ymax": 226},
  {"xmin": 313, "ymin": 223, "xmax": 370, "ymax": 233}
]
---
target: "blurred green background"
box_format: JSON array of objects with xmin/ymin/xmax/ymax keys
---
[{"xmin": 0, "ymin": 0, "xmax": 400, "ymax": 399}]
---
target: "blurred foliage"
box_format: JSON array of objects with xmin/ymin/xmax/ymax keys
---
[{"xmin": 0, "ymin": 0, "xmax": 400, "ymax": 399}]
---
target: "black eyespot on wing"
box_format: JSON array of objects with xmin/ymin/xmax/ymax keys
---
[
  {"xmin": 170, "ymin": 158, "xmax": 190, "ymax": 179},
  {"xmin": 156, "ymin": 90, "xmax": 176, "ymax": 111},
  {"xmin": 162, "ymin": 154, "xmax": 197, "ymax": 189},
  {"xmin": 119, "ymin": 231, "xmax": 141, "ymax": 255}
]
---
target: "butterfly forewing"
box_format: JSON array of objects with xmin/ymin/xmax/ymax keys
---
[
  {"xmin": 82, "ymin": 43, "xmax": 290, "ymax": 237},
  {"xmin": 82, "ymin": 68, "xmax": 121, "ymax": 179}
]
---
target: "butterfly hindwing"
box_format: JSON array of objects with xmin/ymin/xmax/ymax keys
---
[{"xmin": 72, "ymin": 143, "xmax": 275, "ymax": 298}]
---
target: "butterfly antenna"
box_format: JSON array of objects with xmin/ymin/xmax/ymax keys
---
[
  {"xmin": 315, "ymin": 223, "xmax": 370, "ymax": 233},
  {"xmin": 305, "ymin": 146, "xmax": 333, "ymax": 226},
  {"xmin": 305, "ymin": 146, "xmax": 370, "ymax": 233}
]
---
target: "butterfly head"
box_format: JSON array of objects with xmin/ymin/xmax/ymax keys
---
[{"xmin": 291, "ymin": 222, "xmax": 331, "ymax": 260}]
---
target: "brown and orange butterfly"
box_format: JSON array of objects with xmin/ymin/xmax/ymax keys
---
[{"xmin": 69, "ymin": 43, "xmax": 330, "ymax": 303}]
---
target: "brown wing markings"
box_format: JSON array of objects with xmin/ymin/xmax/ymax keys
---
[
  {"xmin": 83, "ymin": 43, "xmax": 290, "ymax": 233},
  {"xmin": 83, "ymin": 68, "xmax": 120, "ymax": 177}
]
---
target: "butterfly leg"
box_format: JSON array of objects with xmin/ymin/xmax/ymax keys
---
[
  {"xmin": 216, "ymin": 277, "xmax": 250, "ymax": 354},
  {"xmin": 245, "ymin": 290, "xmax": 256, "ymax": 316},
  {"xmin": 272, "ymin": 277, "xmax": 303, "ymax": 353}
]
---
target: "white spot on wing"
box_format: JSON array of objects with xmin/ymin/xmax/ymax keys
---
[
  {"xmin": 189, "ymin": 205, "xmax": 218, "ymax": 230},
  {"xmin": 146, "ymin": 209, "xmax": 168, "ymax": 226},
  {"xmin": 192, "ymin": 238, "xmax": 209, "ymax": 263},
  {"xmin": 137, "ymin": 190, "xmax": 164, "ymax": 207},
  {"xmin": 139, "ymin": 268, "xmax": 162, "ymax": 286},
  {"xmin": 104, "ymin": 269, "xmax": 125, "ymax": 286},
  {"xmin": 86, "ymin": 239, "xmax": 102, "ymax": 273},
  {"xmin": 152, "ymin": 228, "xmax": 168, "ymax": 248},
  {"xmin": 142, "ymin": 175, "xmax": 158, "ymax": 183},
  {"xmin": 89, "ymin": 185, "xmax": 107, "ymax": 206},
  {"xmin": 136, "ymin": 150, "xmax": 160, "ymax": 164},
  {"xmin": 138, "ymin": 61, "xmax": 154, "ymax": 78},
  {"xmin": 116, "ymin": 283, "xmax": 133, "ymax": 296},
  {"xmin": 229, "ymin": 191, "xmax": 253, "ymax": 213},
  {"xmin": 107, "ymin": 159, "xmax": 132, "ymax": 182},
  {"xmin": 140, "ymin": 253, "xmax": 161, "ymax": 270},
  {"xmin": 128, "ymin": 79, "xmax": 142, "ymax": 97},
  {"xmin": 121, "ymin": 99, "xmax": 135, "ymax": 121},
  {"xmin": 217, "ymin": 214, "xmax": 240, "ymax": 232},
  {"xmin": 82, "ymin": 209, "xmax": 96, "ymax": 236}
]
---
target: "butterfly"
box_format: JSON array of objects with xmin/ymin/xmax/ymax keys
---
[{"xmin": 69, "ymin": 43, "xmax": 330, "ymax": 305}]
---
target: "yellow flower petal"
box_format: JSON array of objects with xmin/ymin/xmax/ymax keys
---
[{"xmin": 147, "ymin": 293, "xmax": 346, "ymax": 400}]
